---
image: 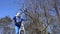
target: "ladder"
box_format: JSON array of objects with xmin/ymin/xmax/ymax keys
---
[{"xmin": 19, "ymin": 22, "xmax": 25, "ymax": 34}]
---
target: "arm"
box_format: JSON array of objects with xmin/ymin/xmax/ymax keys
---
[
  {"xmin": 13, "ymin": 16, "xmax": 17, "ymax": 23},
  {"xmin": 21, "ymin": 18, "xmax": 27, "ymax": 21}
]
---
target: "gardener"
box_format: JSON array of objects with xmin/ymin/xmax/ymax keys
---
[{"xmin": 13, "ymin": 12, "xmax": 26, "ymax": 34}]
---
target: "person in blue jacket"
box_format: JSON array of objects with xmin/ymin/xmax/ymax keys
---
[{"xmin": 13, "ymin": 12, "xmax": 26, "ymax": 34}]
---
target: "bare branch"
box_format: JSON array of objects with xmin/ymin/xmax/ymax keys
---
[{"xmin": 54, "ymin": 0, "xmax": 59, "ymax": 16}]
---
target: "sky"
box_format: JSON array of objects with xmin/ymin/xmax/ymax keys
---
[{"xmin": 0, "ymin": 0, "xmax": 24, "ymax": 19}]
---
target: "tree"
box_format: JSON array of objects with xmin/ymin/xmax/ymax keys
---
[
  {"xmin": 20, "ymin": 0, "xmax": 60, "ymax": 34},
  {"xmin": 0, "ymin": 16, "xmax": 15, "ymax": 34},
  {"xmin": 0, "ymin": 16, "xmax": 12, "ymax": 26}
]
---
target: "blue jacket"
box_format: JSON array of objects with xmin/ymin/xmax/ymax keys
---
[{"xmin": 13, "ymin": 16, "xmax": 26, "ymax": 28}]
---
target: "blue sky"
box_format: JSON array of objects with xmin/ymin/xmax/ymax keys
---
[{"xmin": 0, "ymin": 0, "xmax": 24, "ymax": 18}]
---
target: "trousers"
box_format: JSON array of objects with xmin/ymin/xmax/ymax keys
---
[{"xmin": 15, "ymin": 26, "xmax": 20, "ymax": 34}]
